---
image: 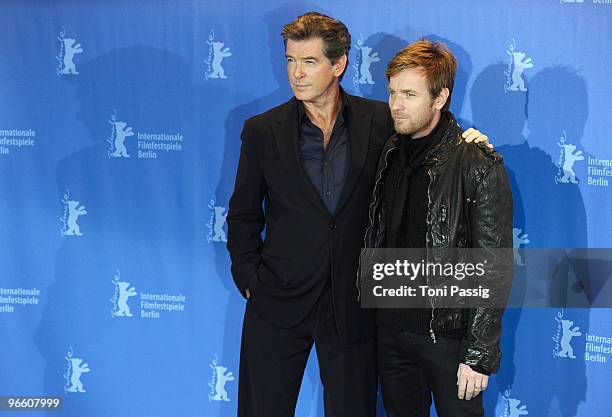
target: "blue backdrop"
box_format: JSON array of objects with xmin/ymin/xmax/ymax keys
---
[{"xmin": 1, "ymin": 1, "xmax": 611, "ymax": 416}]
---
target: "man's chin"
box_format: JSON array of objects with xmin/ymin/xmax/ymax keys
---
[
  {"xmin": 393, "ymin": 123, "xmax": 411, "ymax": 135},
  {"xmin": 292, "ymin": 89, "xmax": 310, "ymax": 102}
]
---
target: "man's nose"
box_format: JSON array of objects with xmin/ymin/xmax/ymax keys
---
[
  {"xmin": 390, "ymin": 96, "xmax": 403, "ymax": 112},
  {"xmin": 293, "ymin": 63, "xmax": 304, "ymax": 78}
]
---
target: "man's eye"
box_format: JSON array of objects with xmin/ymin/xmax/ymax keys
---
[
  {"xmin": 404, "ymin": 92, "xmax": 416, "ymax": 98},
  {"xmin": 388, "ymin": 91, "xmax": 395, "ymax": 96},
  {"xmin": 305, "ymin": 60, "xmax": 315, "ymax": 65},
  {"xmin": 287, "ymin": 58, "xmax": 295, "ymax": 63}
]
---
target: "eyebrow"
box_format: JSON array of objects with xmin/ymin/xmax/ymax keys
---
[
  {"xmin": 388, "ymin": 88, "xmax": 419, "ymax": 94},
  {"xmin": 285, "ymin": 54, "xmax": 320, "ymax": 61}
]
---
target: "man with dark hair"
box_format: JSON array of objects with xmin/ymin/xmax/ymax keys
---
[
  {"xmin": 227, "ymin": 13, "xmax": 490, "ymax": 417},
  {"xmin": 362, "ymin": 39, "xmax": 513, "ymax": 417}
]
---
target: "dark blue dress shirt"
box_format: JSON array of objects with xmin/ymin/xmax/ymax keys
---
[{"xmin": 297, "ymin": 94, "xmax": 351, "ymax": 215}]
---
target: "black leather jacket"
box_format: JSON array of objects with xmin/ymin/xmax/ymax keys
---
[{"xmin": 361, "ymin": 113, "xmax": 513, "ymax": 374}]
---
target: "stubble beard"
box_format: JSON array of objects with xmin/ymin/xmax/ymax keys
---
[{"xmin": 393, "ymin": 105, "xmax": 437, "ymax": 137}]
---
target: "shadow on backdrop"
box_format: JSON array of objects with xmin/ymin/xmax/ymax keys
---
[
  {"xmin": 472, "ymin": 63, "xmax": 589, "ymax": 417},
  {"xmin": 34, "ymin": 46, "xmax": 207, "ymax": 417}
]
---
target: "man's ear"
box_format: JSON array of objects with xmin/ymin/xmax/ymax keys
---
[
  {"xmin": 434, "ymin": 87, "xmax": 450, "ymax": 110},
  {"xmin": 333, "ymin": 54, "xmax": 348, "ymax": 77}
]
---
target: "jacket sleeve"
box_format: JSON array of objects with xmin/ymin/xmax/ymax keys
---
[
  {"xmin": 461, "ymin": 158, "xmax": 514, "ymax": 374},
  {"xmin": 226, "ymin": 121, "xmax": 266, "ymax": 299}
]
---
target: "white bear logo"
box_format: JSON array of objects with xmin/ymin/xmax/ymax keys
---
[
  {"xmin": 512, "ymin": 228, "xmax": 530, "ymax": 266},
  {"xmin": 59, "ymin": 38, "xmax": 84, "ymax": 75},
  {"xmin": 211, "ymin": 365, "xmax": 234, "ymax": 401},
  {"xmin": 208, "ymin": 41, "xmax": 232, "ymax": 79},
  {"xmin": 508, "ymin": 52, "xmax": 533, "ymax": 92},
  {"xmin": 65, "ymin": 357, "xmax": 91, "ymax": 393},
  {"xmin": 507, "ymin": 398, "xmax": 529, "ymax": 417},
  {"xmin": 211, "ymin": 206, "xmax": 228, "ymax": 242},
  {"xmin": 357, "ymin": 46, "xmax": 380, "ymax": 85},
  {"xmin": 113, "ymin": 281, "xmax": 137, "ymax": 317},
  {"xmin": 557, "ymin": 143, "xmax": 583, "ymax": 184},
  {"xmin": 556, "ymin": 318, "xmax": 582, "ymax": 359},
  {"xmin": 64, "ymin": 200, "xmax": 87, "ymax": 236},
  {"xmin": 110, "ymin": 121, "xmax": 134, "ymax": 158}
]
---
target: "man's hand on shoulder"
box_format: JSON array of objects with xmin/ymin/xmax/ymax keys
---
[
  {"xmin": 462, "ymin": 128, "xmax": 493, "ymax": 149},
  {"xmin": 457, "ymin": 363, "xmax": 488, "ymax": 400}
]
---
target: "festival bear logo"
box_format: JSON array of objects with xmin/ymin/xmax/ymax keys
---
[
  {"xmin": 557, "ymin": 318, "xmax": 582, "ymax": 358},
  {"xmin": 64, "ymin": 348, "xmax": 91, "ymax": 393},
  {"xmin": 508, "ymin": 51, "xmax": 533, "ymax": 92},
  {"xmin": 507, "ymin": 398, "xmax": 529, "ymax": 417},
  {"xmin": 557, "ymin": 143, "xmax": 584, "ymax": 184},
  {"xmin": 111, "ymin": 273, "xmax": 138, "ymax": 318},
  {"xmin": 57, "ymin": 28, "xmax": 83, "ymax": 76},
  {"xmin": 211, "ymin": 365, "xmax": 234, "ymax": 401},
  {"xmin": 110, "ymin": 121, "xmax": 135, "ymax": 158},
  {"xmin": 496, "ymin": 389, "xmax": 529, "ymax": 417},
  {"xmin": 357, "ymin": 46, "xmax": 380, "ymax": 85},
  {"xmin": 512, "ymin": 228, "xmax": 530, "ymax": 266},
  {"xmin": 211, "ymin": 206, "xmax": 228, "ymax": 242},
  {"xmin": 207, "ymin": 195, "xmax": 228, "ymax": 243},
  {"xmin": 208, "ymin": 356, "xmax": 235, "ymax": 402},
  {"xmin": 207, "ymin": 41, "xmax": 232, "ymax": 79},
  {"xmin": 61, "ymin": 198, "xmax": 87, "ymax": 237},
  {"xmin": 60, "ymin": 38, "xmax": 83, "ymax": 75}
]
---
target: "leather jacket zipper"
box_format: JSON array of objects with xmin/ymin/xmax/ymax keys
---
[
  {"xmin": 423, "ymin": 129, "xmax": 453, "ymax": 343},
  {"xmin": 427, "ymin": 166, "xmax": 437, "ymax": 343}
]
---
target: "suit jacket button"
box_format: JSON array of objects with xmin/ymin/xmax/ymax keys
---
[{"xmin": 330, "ymin": 223, "xmax": 337, "ymax": 230}]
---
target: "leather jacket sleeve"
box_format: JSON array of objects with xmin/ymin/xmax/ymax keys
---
[{"xmin": 461, "ymin": 158, "xmax": 514, "ymax": 374}]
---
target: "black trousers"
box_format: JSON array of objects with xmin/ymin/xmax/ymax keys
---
[
  {"xmin": 378, "ymin": 327, "xmax": 484, "ymax": 417},
  {"xmin": 238, "ymin": 285, "xmax": 377, "ymax": 417}
]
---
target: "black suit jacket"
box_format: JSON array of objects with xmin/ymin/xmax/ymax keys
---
[{"xmin": 227, "ymin": 93, "xmax": 394, "ymax": 342}]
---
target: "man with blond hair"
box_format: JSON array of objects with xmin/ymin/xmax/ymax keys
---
[{"xmin": 362, "ymin": 39, "xmax": 513, "ymax": 417}]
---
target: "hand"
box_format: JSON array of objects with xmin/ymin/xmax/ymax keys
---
[
  {"xmin": 462, "ymin": 128, "xmax": 493, "ymax": 149},
  {"xmin": 457, "ymin": 363, "xmax": 488, "ymax": 400},
  {"xmin": 245, "ymin": 288, "xmax": 251, "ymax": 299}
]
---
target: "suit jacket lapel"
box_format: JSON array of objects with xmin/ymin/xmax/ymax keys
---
[
  {"xmin": 335, "ymin": 95, "xmax": 372, "ymax": 215},
  {"xmin": 272, "ymin": 97, "xmax": 329, "ymax": 215}
]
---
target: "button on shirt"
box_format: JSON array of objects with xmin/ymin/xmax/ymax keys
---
[{"xmin": 297, "ymin": 95, "xmax": 351, "ymax": 215}]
